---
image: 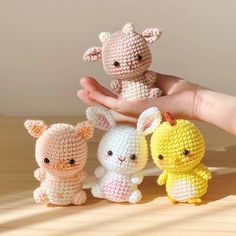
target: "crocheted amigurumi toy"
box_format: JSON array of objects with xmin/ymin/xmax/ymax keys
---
[
  {"xmin": 137, "ymin": 107, "xmax": 211, "ymax": 204},
  {"xmin": 24, "ymin": 120, "xmax": 94, "ymax": 205},
  {"xmin": 83, "ymin": 22, "xmax": 163, "ymax": 101},
  {"xmin": 86, "ymin": 106, "xmax": 149, "ymax": 203}
]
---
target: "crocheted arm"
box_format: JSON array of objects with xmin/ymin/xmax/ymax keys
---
[
  {"xmin": 194, "ymin": 164, "xmax": 212, "ymax": 180},
  {"xmin": 77, "ymin": 169, "xmax": 88, "ymax": 182},
  {"xmin": 94, "ymin": 165, "xmax": 106, "ymax": 178},
  {"xmin": 144, "ymin": 70, "xmax": 158, "ymax": 85},
  {"xmin": 34, "ymin": 168, "xmax": 46, "ymax": 181},
  {"xmin": 131, "ymin": 173, "xmax": 144, "ymax": 185},
  {"xmin": 110, "ymin": 79, "xmax": 122, "ymax": 95},
  {"xmin": 157, "ymin": 171, "xmax": 168, "ymax": 185}
]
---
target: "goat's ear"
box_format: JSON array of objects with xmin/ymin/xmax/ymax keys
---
[
  {"xmin": 142, "ymin": 28, "xmax": 162, "ymax": 44},
  {"xmin": 83, "ymin": 47, "xmax": 102, "ymax": 62},
  {"xmin": 24, "ymin": 120, "xmax": 48, "ymax": 138},
  {"xmin": 137, "ymin": 107, "xmax": 162, "ymax": 135},
  {"xmin": 75, "ymin": 121, "xmax": 94, "ymax": 140},
  {"xmin": 86, "ymin": 106, "xmax": 116, "ymax": 131}
]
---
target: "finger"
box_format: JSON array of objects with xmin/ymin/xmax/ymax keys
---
[
  {"xmin": 155, "ymin": 73, "xmax": 184, "ymax": 95},
  {"xmin": 88, "ymin": 91, "xmax": 148, "ymax": 117},
  {"xmin": 109, "ymin": 110, "xmax": 137, "ymax": 125},
  {"xmin": 80, "ymin": 76, "xmax": 116, "ymax": 97},
  {"xmin": 77, "ymin": 89, "xmax": 98, "ymax": 106}
]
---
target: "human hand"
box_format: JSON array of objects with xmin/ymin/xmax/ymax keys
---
[{"xmin": 77, "ymin": 73, "xmax": 203, "ymax": 124}]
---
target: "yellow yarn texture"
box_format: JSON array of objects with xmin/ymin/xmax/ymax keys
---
[{"xmin": 151, "ymin": 119, "xmax": 211, "ymax": 203}]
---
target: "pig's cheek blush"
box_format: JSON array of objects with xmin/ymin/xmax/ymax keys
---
[{"xmin": 103, "ymin": 154, "xmax": 110, "ymax": 160}]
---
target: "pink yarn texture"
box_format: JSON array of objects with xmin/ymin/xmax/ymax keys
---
[
  {"xmin": 24, "ymin": 120, "xmax": 94, "ymax": 206},
  {"xmin": 83, "ymin": 23, "xmax": 163, "ymax": 101}
]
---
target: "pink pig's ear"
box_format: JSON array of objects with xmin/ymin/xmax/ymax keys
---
[
  {"xmin": 137, "ymin": 107, "xmax": 162, "ymax": 135},
  {"xmin": 24, "ymin": 120, "xmax": 48, "ymax": 138},
  {"xmin": 141, "ymin": 28, "xmax": 162, "ymax": 44},
  {"xmin": 75, "ymin": 121, "xmax": 94, "ymax": 140},
  {"xmin": 83, "ymin": 47, "xmax": 102, "ymax": 62},
  {"xmin": 86, "ymin": 106, "xmax": 116, "ymax": 131}
]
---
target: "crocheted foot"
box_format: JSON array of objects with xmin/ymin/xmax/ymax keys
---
[
  {"xmin": 33, "ymin": 187, "xmax": 47, "ymax": 203},
  {"xmin": 167, "ymin": 195, "xmax": 177, "ymax": 204},
  {"xmin": 149, "ymin": 88, "xmax": 162, "ymax": 99},
  {"xmin": 72, "ymin": 190, "xmax": 87, "ymax": 205},
  {"xmin": 187, "ymin": 198, "xmax": 202, "ymax": 204},
  {"xmin": 91, "ymin": 184, "xmax": 104, "ymax": 198},
  {"xmin": 128, "ymin": 189, "xmax": 142, "ymax": 204}
]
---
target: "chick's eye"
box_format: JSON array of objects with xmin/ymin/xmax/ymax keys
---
[
  {"xmin": 158, "ymin": 154, "xmax": 164, "ymax": 160},
  {"xmin": 136, "ymin": 54, "xmax": 142, "ymax": 61},
  {"xmin": 107, "ymin": 150, "xmax": 113, "ymax": 156},
  {"xmin": 44, "ymin": 158, "xmax": 50, "ymax": 164},
  {"xmin": 130, "ymin": 154, "xmax": 137, "ymax": 160},
  {"xmin": 183, "ymin": 149, "xmax": 190, "ymax": 155},
  {"xmin": 113, "ymin": 61, "xmax": 120, "ymax": 67},
  {"xmin": 68, "ymin": 159, "xmax": 75, "ymax": 165}
]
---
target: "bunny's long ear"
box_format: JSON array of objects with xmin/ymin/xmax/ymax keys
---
[
  {"xmin": 86, "ymin": 106, "xmax": 116, "ymax": 131},
  {"xmin": 142, "ymin": 28, "xmax": 162, "ymax": 44},
  {"xmin": 83, "ymin": 47, "xmax": 102, "ymax": 62},
  {"xmin": 24, "ymin": 120, "xmax": 48, "ymax": 138},
  {"xmin": 137, "ymin": 107, "xmax": 162, "ymax": 135},
  {"xmin": 75, "ymin": 121, "xmax": 94, "ymax": 140}
]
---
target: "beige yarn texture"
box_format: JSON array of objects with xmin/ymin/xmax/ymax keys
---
[
  {"xmin": 83, "ymin": 23, "xmax": 163, "ymax": 101},
  {"xmin": 24, "ymin": 120, "xmax": 94, "ymax": 206}
]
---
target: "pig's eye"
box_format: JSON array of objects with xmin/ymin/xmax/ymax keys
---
[
  {"xmin": 136, "ymin": 54, "xmax": 142, "ymax": 61},
  {"xmin": 68, "ymin": 159, "xmax": 75, "ymax": 165},
  {"xmin": 113, "ymin": 61, "xmax": 120, "ymax": 67},
  {"xmin": 44, "ymin": 158, "xmax": 50, "ymax": 164}
]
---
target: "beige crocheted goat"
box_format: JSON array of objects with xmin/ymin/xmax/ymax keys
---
[{"xmin": 83, "ymin": 23, "xmax": 163, "ymax": 101}]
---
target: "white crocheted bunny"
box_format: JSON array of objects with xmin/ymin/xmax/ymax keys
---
[
  {"xmin": 83, "ymin": 22, "xmax": 163, "ymax": 101},
  {"xmin": 86, "ymin": 106, "xmax": 149, "ymax": 203},
  {"xmin": 24, "ymin": 120, "xmax": 94, "ymax": 206}
]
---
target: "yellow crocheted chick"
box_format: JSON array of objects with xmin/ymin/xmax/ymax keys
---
[{"xmin": 138, "ymin": 108, "xmax": 211, "ymax": 204}]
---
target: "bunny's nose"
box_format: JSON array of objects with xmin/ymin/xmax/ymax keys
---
[{"xmin": 118, "ymin": 156, "xmax": 126, "ymax": 162}]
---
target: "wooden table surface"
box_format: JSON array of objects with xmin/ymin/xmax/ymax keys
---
[{"xmin": 0, "ymin": 116, "xmax": 236, "ymax": 236}]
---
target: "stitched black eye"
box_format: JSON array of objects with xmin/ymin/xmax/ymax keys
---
[
  {"xmin": 136, "ymin": 54, "xmax": 142, "ymax": 61},
  {"xmin": 68, "ymin": 159, "xmax": 75, "ymax": 165},
  {"xmin": 158, "ymin": 154, "xmax": 164, "ymax": 160},
  {"xmin": 130, "ymin": 154, "xmax": 137, "ymax": 160},
  {"xmin": 107, "ymin": 150, "xmax": 113, "ymax": 156},
  {"xmin": 183, "ymin": 149, "xmax": 189, "ymax": 155},
  {"xmin": 44, "ymin": 158, "xmax": 50, "ymax": 164},
  {"xmin": 113, "ymin": 61, "xmax": 120, "ymax": 67}
]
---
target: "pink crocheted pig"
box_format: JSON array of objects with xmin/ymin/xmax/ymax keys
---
[
  {"xmin": 83, "ymin": 22, "xmax": 163, "ymax": 101},
  {"xmin": 24, "ymin": 120, "xmax": 94, "ymax": 206}
]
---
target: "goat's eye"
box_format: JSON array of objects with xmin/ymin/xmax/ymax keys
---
[
  {"xmin": 183, "ymin": 149, "xmax": 190, "ymax": 155},
  {"xmin": 136, "ymin": 54, "xmax": 142, "ymax": 61},
  {"xmin": 44, "ymin": 158, "xmax": 50, "ymax": 164},
  {"xmin": 130, "ymin": 154, "xmax": 137, "ymax": 160},
  {"xmin": 68, "ymin": 159, "xmax": 75, "ymax": 165},
  {"xmin": 107, "ymin": 150, "xmax": 113, "ymax": 156},
  {"xmin": 113, "ymin": 61, "xmax": 120, "ymax": 67},
  {"xmin": 158, "ymin": 154, "xmax": 164, "ymax": 160}
]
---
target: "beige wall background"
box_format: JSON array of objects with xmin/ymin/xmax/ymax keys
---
[{"xmin": 0, "ymin": 0, "xmax": 235, "ymax": 116}]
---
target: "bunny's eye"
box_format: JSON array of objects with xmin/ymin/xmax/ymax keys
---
[
  {"xmin": 68, "ymin": 159, "xmax": 75, "ymax": 165},
  {"xmin": 107, "ymin": 150, "xmax": 113, "ymax": 156},
  {"xmin": 130, "ymin": 154, "xmax": 137, "ymax": 160},
  {"xmin": 183, "ymin": 149, "xmax": 190, "ymax": 156},
  {"xmin": 136, "ymin": 54, "xmax": 142, "ymax": 61},
  {"xmin": 44, "ymin": 158, "xmax": 50, "ymax": 164},
  {"xmin": 158, "ymin": 154, "xmax": 164, "ymax": 160},
  {"xmin": 113, "ymin": 61, "xmax": 120, "ymax": 67}
]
